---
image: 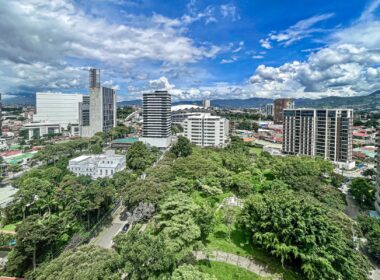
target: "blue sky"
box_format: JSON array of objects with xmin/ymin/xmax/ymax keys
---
[{"xmin": 0, "ymin": 0, "xmax": 380, "ymax": 101}]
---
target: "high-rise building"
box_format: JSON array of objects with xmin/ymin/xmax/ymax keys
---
[
  {"xmin": 274, "ymin": 98, "xmax": 294, "ymax": 124},
  {"xmin": 33, "ymin": 92, "xmax": 84, "ymax": 127},
  {"xmin": 282, "ymin": 108, "xmax": 355, "ymax": 169},
  {"xmin": 203, "ymin": 99, "xmax": 211, "ymax": 109},
  {"xmin": 375, "ymin": 126, "xmax": 380, "ymax": 213},
  {"xmin": 80, "ymin": 69, "xmax": 117, "ymax": 137},
  {"xmin": 183, "ymin": 113, "xmax": 229, "ymax": 148},
  {"xmin": 264, "ymin": 103, "xmax": 274, "ymax": 117},
  {"xmin": 139, "ymin": 91, "xmax": 172, "ymax": 148}
]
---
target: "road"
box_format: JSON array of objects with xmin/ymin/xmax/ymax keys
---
[
  {"xmin": 94, "ymin": 204, "xmax": 127, "ymax": 249},
  {"xmin": 94, "ymin": 145, "xmax": 172, "ymax": 248}
]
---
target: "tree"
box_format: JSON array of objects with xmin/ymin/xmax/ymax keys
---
[
  {"xmin": 31, "ymin": 245, "xmax": 121, "ymax": 280},
  {"xmin": 223, "ymin": 206, "xmax": 239, "ymax": 240},
  {"xmin": 349, "ymin": 178, "xmax": 376, "ymax": 209},
  {"xmin": 171, "ymin": 136, "xmax": 192, "ymax": 157},
  {"xmin": 171, "ymin": 265, "xmax": 216, "ymax": 280},
  {"xmin": 113, "ymin": 230, "xmax": 175, "ymax": 279},
  {"xmin": 362, "ymin": 168, "xmax": 376, "ymax": 180},
  {"xmin": 240, "ymin": 189, "xmax": 371, "ymax": 280},
  {"xmin": 126, "ymin": 141, "xmax": 154, "ymax": 172},
  {"xmin": 155, "ymin": 193, "xmax": 201, "ymax": 261},
  {"xmin": 358, "ymin": 214, "xmax": 380, "ymax": 262}
]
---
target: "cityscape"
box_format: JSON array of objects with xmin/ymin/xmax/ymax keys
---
[{"xmin": 0, "ymin": 1, "xmax": 380, "ymax": 280}]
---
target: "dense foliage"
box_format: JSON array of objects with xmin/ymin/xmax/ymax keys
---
[
  {"xmin": 240, "ymin": 189, "xmax": 371, "ymax": 280},
  {"xmin": 358, "ymin": 214, "xmax": 380, "ymax": 262},
  {"xmin": 170, "ymin": 136, "xmax": 192, "ymax": 157},
  {"xmin": 349, "ymin": 178, "xmax": 376, "ymax": 209},
  {"xmin": 31, "ymin": 245, "xmax": 121, "ymax": 280}
]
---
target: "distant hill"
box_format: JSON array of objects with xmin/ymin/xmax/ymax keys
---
[
  {"xmin": 118, "ymin": 91, "xmax": 380, "ymax": 110},
  {"xmin": 4, "ymin": 90, "xmax": 380, "ymax": 110}
]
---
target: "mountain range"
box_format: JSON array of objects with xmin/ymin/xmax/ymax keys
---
[
  {"xmin": 118, "ymin": 90, "xmax": 380, "ymax": 110},
  {"xmin": 3, "ymin": 90, "xmax": 379, "ymax": 111}
]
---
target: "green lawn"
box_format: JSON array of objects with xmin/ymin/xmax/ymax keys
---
[
  {"xmin": 249, "ymin": 147, "xmax": 263, "ymax": 155},
  {"xmin": 198, "ymin": 260, "xmax": 265, "ymax": 280},
  {"xmin": 206, "ymin": 220, "xmax": 301, "ymax": 280},
  {"xmin": 0, "ymin": 223, "xmax": 18, "ymax": 231}
]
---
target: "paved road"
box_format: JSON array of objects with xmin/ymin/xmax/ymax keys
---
[{"xmin": 94, "ymin": 205, "xmax": 127, "ymax": 249}]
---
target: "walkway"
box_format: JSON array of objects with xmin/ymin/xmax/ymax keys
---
[{"xmin": 194, "ymin": 250, "xmax": 280, "ymax": 279}]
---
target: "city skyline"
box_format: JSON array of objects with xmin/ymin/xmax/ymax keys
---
[{"xmin": 0, "ymin": 0, "xmax": 380, "ymax": 102}]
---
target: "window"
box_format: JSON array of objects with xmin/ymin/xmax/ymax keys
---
[{"xmin": 106, "ymin": 170, "xmax": 108, "ymax": 175}]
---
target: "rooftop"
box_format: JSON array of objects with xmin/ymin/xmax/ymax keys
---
[{"xmin": 112, "ymin": 137, "xmax": 139, "ymax": 144}]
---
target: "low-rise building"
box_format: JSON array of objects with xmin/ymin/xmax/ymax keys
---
[
  {"xmin": 68, "ymin": 151, "xmax": 126, "ymax": 179},
  {"xmin": 182, "ymin": 113, "xmax": 229, "ymax": 148}
]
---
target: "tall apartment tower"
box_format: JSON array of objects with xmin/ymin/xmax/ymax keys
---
[
  {"xmin": 274, "ymin": 98, "xmax": 294, "ymax": 124},
  {"xmin": 375, "ymin": 126, "xmax": 380, "ymax": 213},
  {"xmin": 80, "ymin": 69, "xmax": 116, "ymax": 137},
  {"xmin": 183, "ymin": 113, "xmax": 229, "ymax": 148},
  {"xmin": 282, "ymin": 108, "xmax": 355, "ymax": 169},
  {"xmin": 139, "ymin": 91, "xmax": 172, "ymax": 148},
  {"xmin": 203, "ymin": 99, "xmax": 211, "ymax": 109},
  {"xmin": 265, "ymin": 103, "xmax": 274, "ymax": 117}
]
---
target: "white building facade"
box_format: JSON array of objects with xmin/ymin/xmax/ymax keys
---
[
  {"xmin": 34, "ymin": 92, "xmax": 84, "ymax": 128},
  {"xmin": 182, "ymin": 113, "xmax": 229, "ymax": 148},
  {"xmin": 68, "ymin": 152, "xmax": 126, "ymax": 179}
]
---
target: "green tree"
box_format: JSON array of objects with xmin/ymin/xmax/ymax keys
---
[
  {"xmin": 171, "ymin": 264, "xmax": 216, "ymax": 280},
  {"xmin": 126, "ymin": 141, "xmax": 154, "ymax": 172},
  {"xmin": 113, "ymin": 230, "xmax": 175, "ymax": 279},
  {"xmin": 171, "ymin": 136, "xmax": 192, "ymax": 157},
  {"xmin": 240, "ymin": 189, "xmax": 371, "ymax": 280},
  {"xmin": 349, "ymin": 178, "xmax": 376, "ymax": 209},
  {"xmin": 31, "ymin": 245, "xmax": 121, "ymax": 280}
]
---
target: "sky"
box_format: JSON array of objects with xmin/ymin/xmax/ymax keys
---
[{"xmin": 0, "ymin": 0, "xmax": 380, "ymax": 101}]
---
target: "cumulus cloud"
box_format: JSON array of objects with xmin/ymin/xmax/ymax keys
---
[
  {"xmin": 0, "ymin": 0, "xmax": 222, "ymax": 94},
  {"xmin": 148, "ymin": 76, "xmax": 175, "ymax": 90},
  {"xmin": 248, "ymin": 0, "xmax": 380, "ymax": 98}
]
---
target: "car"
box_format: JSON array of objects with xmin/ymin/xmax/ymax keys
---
[{"xmin": 122, "ymin": 223, "xmax": 130, "ymax": 232}]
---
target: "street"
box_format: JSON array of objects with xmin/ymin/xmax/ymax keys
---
[{"xmin": 93, "ymin": 204, "xmax": 128, "ymax": 249}]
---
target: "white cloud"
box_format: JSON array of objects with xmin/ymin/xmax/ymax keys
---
[
  {"xmin": 259, "ymin": 39, "xmax": 272, "ymax": 49},
  {"xmin": 245, "ymin": 0, "xmax": 380, "ymax": 98},
  {"xmin": 261, "ymin": 13, "xmax": 334, "ymax": 48},
  {"xmin": 0, "ymin": 0, "xmax": 221, "ymax": 94},
  {"xmin": 220, "ymin": 4, "xmax": 240, "ymax": 21},
  {"xmin": 148, "ymin": 76, "xmax": 175, "ymax": 90}
]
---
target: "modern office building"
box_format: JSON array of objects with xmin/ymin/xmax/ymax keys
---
[
  {"xmin": 282, "ymin": 108, "xmax": 355, "ymax": 169},
  {"xmin": 203, "ymin": 99, "xmax": 211, "ymax": 109},
  {"xmin": 33, "ymin": 92, "xmax": 84, "ymax": 128},
  {"xmin": 140, "ymin": 91, "xmax": 172, "ymax": 148},
  {"xmin": 182, "ymin": 113, "xmax": 229, "ymax": 148},
  {"xmin": 274, "ymin": 99, "xmax": 295, "ymax": 124},
  {"xmin": 264, "ymin": 103, "xmax": 274, "ymax": 117},
  {"xmin": 68, "ymin": 151, "xmax": 126, "ymax": 179},
  {"xmin": 80, "ymin": 69, "xmax": 117, "ymax": 137},
  {"xmin": 375, "ymin": 127, "xmax": 380, "ymax": 213}
]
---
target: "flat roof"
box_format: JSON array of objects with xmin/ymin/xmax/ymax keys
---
[
  {"xmin": 70, "ymin": 155, "xmax": 91, "ymax": 162},
  {"xmin": 112, "ymin": 137, "xmax": 139, "ymax": 144}
]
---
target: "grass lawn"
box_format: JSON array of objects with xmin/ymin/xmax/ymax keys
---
[
  {"xmin": 0, "ymin": 223, "xmax": 19, "ymax": 232},
  {"xmin": 249, "ymin": 147, "xmax": 263, "ymax": 155},
  {"xmin": 198, "ymin": 260, "xmax": 266, "ymax": 280},
  {"xmin": 206, "ymin": 220, "xmax": 301, "ymax": 280}
]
